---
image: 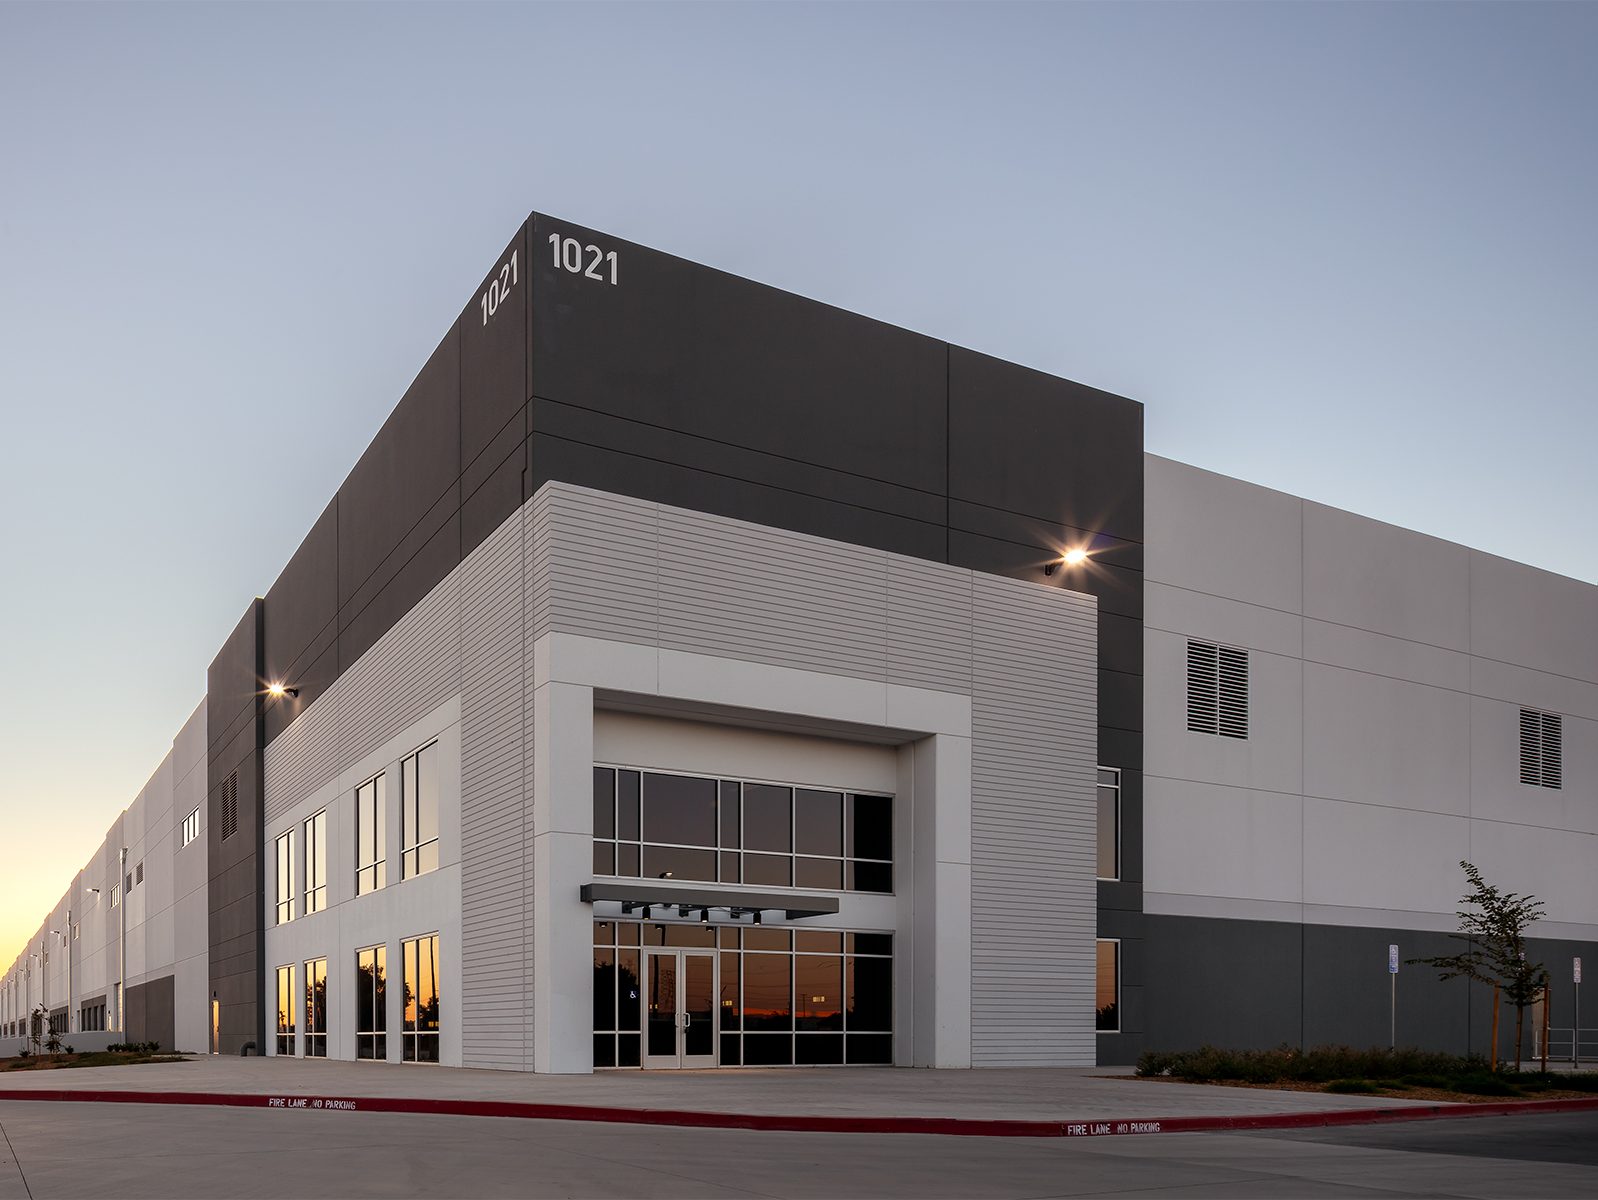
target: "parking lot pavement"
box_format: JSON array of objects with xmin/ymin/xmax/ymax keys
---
[
  {"xmin": 0, "ymin": 1057, "xmax": 1437, "ymax": 1124},
  {"xmin": 3, "ymin": 1101, "xmax": 1598, "ymax": 1199}
]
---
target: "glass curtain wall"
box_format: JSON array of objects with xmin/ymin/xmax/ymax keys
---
[
  {"xmin": 593, "ymin": 769, "xmax": 893, "ymax": 893},
  {"xmin": 593, "ymin": 922, "xmax": 892, "ymax": 1068}
]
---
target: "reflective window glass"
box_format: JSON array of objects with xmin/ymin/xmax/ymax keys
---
[
  {"xmin": 642, "ymin": 773, "xmax": 716, "ymax": 848},
  {"xmin": 794, "ymin": 790, "xmax": 842, "ymax": 856}
]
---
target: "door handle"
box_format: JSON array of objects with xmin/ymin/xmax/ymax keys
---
[{"xmin": 682, "ymin": 1011, "xmax": 691, "ymax": 1029}]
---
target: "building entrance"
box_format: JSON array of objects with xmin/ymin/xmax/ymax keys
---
[{"xmin": 642, "ymin": 949, "xmax": 717, "ymax": 1068}]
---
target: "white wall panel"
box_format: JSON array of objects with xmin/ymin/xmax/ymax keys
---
[
  {"xmin": 1302, "ymin": 663, "xmax": 1471, "ymax": 816},
  {"xmin": 1302, "ymin": 798, "xmax": 1471, "ymax": 915},
  {"xmin": 1144, "ymin": 777, "xmax": 1303, "ymax": 906},
  {"xmin": 1148, "ymin": 455, "xmax": 1598, "ymax": 937},
  {"xmin": 1470, "ymin": 550, "xmax": 1598, "ymax": 684},
  {"xmin": 594, "ymin": 711, "xmax": 898, "ymax": 794},
  {"xmin": 1145, "ymin": 629, "xmax": 1303, "ymax": 796},
  {"xmin": 1145, "ymin": 581, "xmax": 1301, "ymax": 658},
  {"xmin": 1146, "ymin": 455, "xmax": 1302, "ymax": 612},
  {"xmin": 1302, "ymin": 619, "xmax": 1470, "ymax": 693},
  {"xmin": 1302, "ymin": 502, "xmax": 1470, "ymax": 651}
]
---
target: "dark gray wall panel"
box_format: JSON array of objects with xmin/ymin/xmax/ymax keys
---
[
  {"xmin": 340, "ymin": 513, "xmax": 461, "ymax": 671},
  {"xmin": 206, "ymin": 602, "xmax": 263, "ymax": 1056},
  {"xmin": 1302, "ymin": 925, "xmax": 1468, "ymax": 1052},
  {"xmin": 530, "ymin": 432, "xmax": 950, "ymax": 563},
  {"xmin": 262, "ymin": 497, "xmax": 338, "ymax": 734},
  {"xmin": 533, "ymin": 397, "xmax": 948, "ymax": 530},
  {"xmin": 337, "ymin": 326, "xmax": 461, "ymax": 610},
  {"xmin": 338, "ymin": 484, "xmax": 459, "ymax": 662},
  {"xmin": 126, "ymin": 974, "xmax": 175, "ymax": 1050},
  {"xmin": 462, "ymin": 434, "xmax": 527, "ymax": 559},
  {"xmin": 949, "ymin": 346, "xmax": 1143, "ymax": 545},
  {"xmin": 529, "ymin": 213, "xmax": 948, "ymax": 498},
  {"xmin": 1145, "ymin": 916, "xmax": 1597, "ymax": 1061},
  {"xmin": 1144, "ymin": 914, "xmax": 1304, "ymax": 1051},
  {"xmin": 461, "ymin": 224, "xmax": 530, "ymax": 476}
]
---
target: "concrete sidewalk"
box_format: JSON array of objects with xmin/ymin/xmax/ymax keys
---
[{"xmin": 0, "ymin": 1057, "xmax": 1438, "ymax": 1123}]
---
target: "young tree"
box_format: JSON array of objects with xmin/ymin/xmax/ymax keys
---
[{"xmin": 1409, "ymin": 860, "xmax": 1549, "ymax": 1071}]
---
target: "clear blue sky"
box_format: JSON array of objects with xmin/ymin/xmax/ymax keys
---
[{"xmin": 2, "ymin": 1, "xmax": 1595, "ymax": 965}]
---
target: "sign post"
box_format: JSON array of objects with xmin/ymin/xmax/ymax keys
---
[
  {"xmin": 1388, "ymin": 944, "xmax": 1400, "ymax": 1050},
  {"xmin": 1576, "ymin": 957, "xmax": 1583, "ymax": 1068}
]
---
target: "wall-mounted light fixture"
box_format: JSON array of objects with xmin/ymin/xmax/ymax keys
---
[
  {"xmin": 266, "ymin": 682, "xmax": 299, "ymax": 699},
  {"xmin": 1043, "ymin": 547, "xmax": 1091, "ymax": 576},
  {"xmin": 699, "ymin": 908, "xmax": 710, "ymax": 924}
]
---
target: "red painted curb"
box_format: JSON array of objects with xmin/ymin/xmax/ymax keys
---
[{"xmin": 1, "ymin": 1087, "xmax": 1596, "ymax": 1138}]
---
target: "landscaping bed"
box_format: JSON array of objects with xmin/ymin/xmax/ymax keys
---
[
  {"xmin": 1134, "ymin": 1045, "xmax": 1598, "ymax": 1104},
  {"xmin": 3, "ymin": 1043, "xmax": 185, "ymax": 1073}
]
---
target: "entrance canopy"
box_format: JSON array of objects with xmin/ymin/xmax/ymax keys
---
[{"xmin": 578, "ymin": 882, "xmax": 839, "ymax": 921}]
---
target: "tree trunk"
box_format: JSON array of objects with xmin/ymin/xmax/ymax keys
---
[
  {"xmin": 1491, "ymin": 984, "xmax": 1501, "ymax": 1071},
  {"xmin": 1514, "ymin": 1002, "xmax": 1525, "ymax": 1072}
]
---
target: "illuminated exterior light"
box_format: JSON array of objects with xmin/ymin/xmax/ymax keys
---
[{"xmin": 1062, "ymin": 548, "xmax": 1089, "ymax": 566}]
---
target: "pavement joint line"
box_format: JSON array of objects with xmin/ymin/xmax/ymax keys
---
[
  {"xmin": 0, "ymin": 1117, "xmax": 33, "ymax": 1200},
  {"xmin": 3, "ymin": 1088, "xmax": 1598, "ymax": 1139}
]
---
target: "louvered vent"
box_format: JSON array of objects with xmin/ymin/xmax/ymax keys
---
[
  {"xmin": 1519, "ymin": 708, "xmax": 1563, "ymax": 789},
  {"xmin": 222, "ymin": 771, "xmax": 239, "ymax": 839},
  {"xmin": 1187, "ymin": 640, "xmax": 1248, "ymax": 739}
]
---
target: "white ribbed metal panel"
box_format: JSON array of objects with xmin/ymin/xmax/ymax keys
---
[
  {"xmin": 887, "ymin": 557, "xmax": 973, "ymax": 694},
  {"xmin": 970, "ymin": 573, "xmax": 1098, "ymax": 1066},
  {"xmin": 532, "ymin": 486, "xmax": 658, "ymax": 645},
  {"xmin": 535, "ymin": 483, "xmax": 1100, "ymax": 1065},
  {"xmin": 657, "ymin": 507, "xmax": 888, "ymax": 679},
  {"xmin": 459, "ymin": 509, "xmax": 530, "ymax": 1069},
  {"xmin": 263, "ymin": 480, "xmax": 1099, "ymax": 1072},
  {"xmin": 262, "ymin": 572, "xmax": 462, "ymax": 827}
]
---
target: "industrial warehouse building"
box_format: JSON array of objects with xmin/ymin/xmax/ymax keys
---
[{"xmin": 4, "ymin": 214, "xmax": 1595, "ymax": 1071}]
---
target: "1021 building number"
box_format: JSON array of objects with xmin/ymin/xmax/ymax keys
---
[
  {"xmin": 548, "ymin": 233, "xmax": 618, "ymax": 285},
  {"xmin": 479, "ymin": 250, "xmax": 517, "ymax": 325}
]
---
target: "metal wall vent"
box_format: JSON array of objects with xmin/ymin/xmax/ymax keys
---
[
  {"xmin": 1519, "ymin": 708, "xmax": 1563, "ymax": 789},
  {"xmin": 222, "ymin": 771, "xmax": 239, "ymax": 840},
  {"xmin": 1187, "ymin": 640, "xmax": 1249, "ymax": 739}
]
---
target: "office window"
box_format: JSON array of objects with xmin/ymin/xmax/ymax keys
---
[
  {"xmin": 593, "ymin": 768, "xmax": 893, "ymax": 894},
  {"xmin": 304, "ymin": 958, "xmax": 327, "ymax": 1057},
  {"xmin": 126, "ymin": 872, "xmax": 133, "ymax": 893},
  {"xmin": 356, "ymin": 946, "xmax": 387, "ymax": 1060},
  {"xmin": 1096, "ymin": 940, "xmax": 1120, "ymax": 1033},
  {"xmin": 401, "ymin": 743, "xmax": 440, "ymax": 880},
  {"xmin": 181, "ymin": 806, "xmax": 201, "ymax": 847},
  {"xmin": 1187, "ymin": 640, "xmax": 1248, "ymax": 739},
  {"xmin": 72, "ymin": 923, "xmax": 79, "ymax": 940},
  {"xmin": 1519, "ymin": 709, "xmax": 1563, "ymax": 789},
  {"xmin": 402, "ymin": 934, "xmax": 440, "ymax": 1062},
  {"xmin": 274, "ymin": 830, "xmax": 294, "ymax": 925},
  {"xmin": 1097, "ymin": 767, "xmax": 1121, "ymax": 880},
  {"xmin": 110, "ymin": 884, "xmax": 120, "ymax": 909},
  {"xmin": 275, "ymin": 965, "xmax": 295, "ymax": 1055},
  {"xmin": 135, "ymin": 861, "xmax": 143, "ymax": 885},
  {"xmin": 304, "ymin": 810, "xmax": 327, "ymax": 914},
  {"xmin": 356, "ymin": 773, "xmax": 387, "ymax": 896}
]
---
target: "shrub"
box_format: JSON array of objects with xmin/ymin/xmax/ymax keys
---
[
  {"xmin": 1326, "ymin": 1079, "xmax": 1382, "ymax": 1094},
  {"xmin": 1560, "ymin": 1073, "xmax": 1598, "ymax": 1092},
  {"xmin": 1455, "ymin": 1074, "xmax": 1520, "ymax": 1096},
  {"xmin": 1399, "ymin": 1075, "xmax": 1451, "ymax": 1089},
  {"xmin": 1137, "ymin": 1045, "xmax": 1495, "ymax": 1085}
]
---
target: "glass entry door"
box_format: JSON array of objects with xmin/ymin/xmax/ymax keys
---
[{"xmin": 642, "ymin": 949, "xmax": 716, "ymax": 1068}]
